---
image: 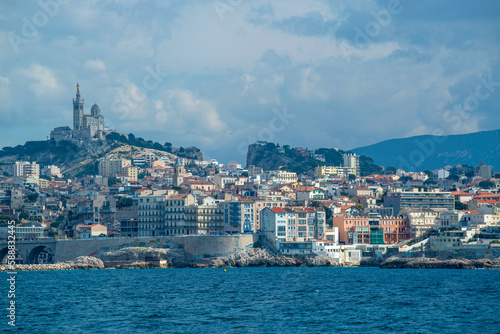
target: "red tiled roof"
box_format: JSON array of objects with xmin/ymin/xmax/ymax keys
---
[{"xmin": 271, "ymin": 207, "xmax": 287, "ymax": 213}]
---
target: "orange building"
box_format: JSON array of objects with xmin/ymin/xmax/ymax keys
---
[
  {"xmin": 332, "ymin": 215, "xmax": 370, "ymax": 245},
  {"xmin": 379, "ymin": 218, "xmax": 410, "ymax": 244}
]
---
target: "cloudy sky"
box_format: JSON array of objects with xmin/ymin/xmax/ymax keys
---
[{"xmin": 0, "ymin": 0, "xmax": 499, "ymax": 164}]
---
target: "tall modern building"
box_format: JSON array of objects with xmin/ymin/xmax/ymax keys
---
[
  {"xmin": 343, "ymin": 153, "xmax": 359, "ymax": 175},
  {"xmin": 12, "ymin": 161, "xmax": 40, "ymax": 177}
]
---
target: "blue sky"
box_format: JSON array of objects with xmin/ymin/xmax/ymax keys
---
[{"xmin": 0, "ymin": 0, "xmax": 499, "ymax": 164}]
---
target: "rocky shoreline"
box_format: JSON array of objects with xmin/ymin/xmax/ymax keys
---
[
  {"xmin": 0, "ymin": 247, "xmax": 342, "ymax": 271},
  {"xmin": 0, "ymin": 256, "xmax": 105, "ymax": 271},
  {"xmin": 360, "ymin": 256, "xmax": 500, "ymax": 269},
  {"xmin": 3, "ymin": 247, "xmax": 500, "ymax": 271}
]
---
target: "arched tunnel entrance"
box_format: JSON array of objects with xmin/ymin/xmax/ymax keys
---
[
  {"xmin": 26, "ymin": 246, "xmax": 55, "ymax": 264},
  {"xmin": 0, "ymin": 247, "xmax": 24, "ymax": 265}
]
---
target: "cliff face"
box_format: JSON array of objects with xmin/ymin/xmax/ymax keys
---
[{"xmin": 246, "ymin": 144, "xmax": 295, "ymax": 170}]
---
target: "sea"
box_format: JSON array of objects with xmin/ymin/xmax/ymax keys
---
[{"xmin": 2, "ymin": 267, "xmax": 499, "ymax": 333}]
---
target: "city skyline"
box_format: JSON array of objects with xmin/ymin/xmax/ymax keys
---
[{"xmin": 1, "ymin": 1, "xmax": 499, "ymax": 164}]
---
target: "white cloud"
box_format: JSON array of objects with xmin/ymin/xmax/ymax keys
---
[
  {"xmin": 84, "ymin": 59, "xmax": 106, "ymax": 71},
  {"xmin": 21, "ymin": 64, "xmax": 60, "ymax": 98}
]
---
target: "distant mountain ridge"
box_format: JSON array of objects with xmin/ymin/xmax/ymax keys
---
[{"xmin": 352, "ymin": 129, "xmax": 500, "ymax": 171}]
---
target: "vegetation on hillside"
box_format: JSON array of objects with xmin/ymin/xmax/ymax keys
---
[
  {"xmin": 247, "ymin": 142, "xmax": 383, "ymax": 176},
  {"xmin": 106, "ymin": 132, "xmax": 201, "ymax": 159}
]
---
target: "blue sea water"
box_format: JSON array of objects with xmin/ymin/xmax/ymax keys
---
[{"xmin": 1, "ymin": 267, "xmax": 500, "ymax": 333}]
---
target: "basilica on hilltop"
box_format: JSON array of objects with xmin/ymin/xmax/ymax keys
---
[{"xmin": 50, "ymin": 83, "xmax": 108, "ymax": 141}]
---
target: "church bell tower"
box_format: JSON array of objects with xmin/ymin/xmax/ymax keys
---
[{"xmin": 73, "ymin": 83, "xmax": 84, "ymax": 131}]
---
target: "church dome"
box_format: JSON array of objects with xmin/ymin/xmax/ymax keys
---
[{"xmin": 91, "ymin": 103, "xmax": 101, "ymax": 116}]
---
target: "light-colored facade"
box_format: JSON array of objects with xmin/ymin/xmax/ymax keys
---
[
  {"xmin": 315, "ymin": 166, "xmax": 357, "ymax": 178},
  {"xmin": 98, "ymin": 158, "xmax": 132, "ymax": 177},
  {"xmin": 72, "ymin": 84, "xmax": 105, "ymax": 139},
  {"xmin": 42, "ymin": 165, "xmax": 62, "ymax": 178},
  {"xmin": 400, "ymin": 208, "xmax": 440, "ymax": 238},
  {"xmin": 212, "ymin": 174, "xmax": 237, "ymax": 189},
  {"xmin": 185, "ymin": 204, "xmax": 224, "ymax": 235},
  {"xmin": 15, "ymin": 223, "xmax": 44, "ymax": 240},
  {"xmin": 269, "ymin": 171, "xmax": 298, "ymax": 183},
  {"xmin": 261, "ymin": 207, "xmax": 326, "ymax": 247},
  {"xmin": 384, "ymin": 190, "xmax": 454, "ymax": 214},
  {"xmin": 13, "ymin": 161, "xmax": 40, "ymax": 177},
  {"xmin": 165, "ymin": 194, "xmax": 196, "ymax": 236},
  {"xmin": 254, "ymin": 197, "xmax": 287, "ymax": 231},
  {"xmin": 343, "ymin": 153, "xmax": 359, "ymax": 175},
  {"xmin": 78, "ymin": 223, "xmax": 107, "ymax": 239},
  {"xmin": 296, "ymin": 187, "xmax": 325, "ymax": 201},
  {"xmin": 138, "ymin": 193, "xmax": 166, "ymax": 237}
]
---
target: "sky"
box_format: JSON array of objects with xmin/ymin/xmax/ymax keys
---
[{"xmin": 0, "ymin": 0, "xmax": 499, "ymax": 164}]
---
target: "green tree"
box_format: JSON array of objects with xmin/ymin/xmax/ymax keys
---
[
  {"xmin": 479, "ymin": 180, "xmax": 495, "ymax": 189},
  {"xmin": 348, "ymin": 174, "xmax": 357, "ymax": 181},
  {"xmin": 423, "ymin": 170, "xmax": 434, "ymax": 179},
  {"xmin": 455, "ymin": 201, "xmax": 468, "ymax": 210},
  {"xmin": 446, "ymin": 174, "xmax": 460, "ymax": 182},
  {"xmin": 399, "ymin": 176, "xmax": 412, "ymax": 183},
  {"xmin": 27, "ymin": 192, "xmax": 39, "ymax": 203},
  {"xmin": 19, "ymin": 211, "xmax": 29, "ymax": 220},
  {"xmin": 117, "ymin": 197, "xmax": 133, "ymax": 209},
  {"xmin": 108, "ymin": 177, "xmax": 120, "ymax": 185}
]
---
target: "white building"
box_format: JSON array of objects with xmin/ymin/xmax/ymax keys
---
[{"xmin": 13, "ymin": 161, "xmax": 40, "ymax": 177}]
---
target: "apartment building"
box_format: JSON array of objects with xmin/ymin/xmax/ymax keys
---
[
  {"xmin": 384, "ymin": 190, "xmax": 454, "ymax": 214},
  {"xmin": 185, "ymin": 204, "xmax": 224, "ymax": 235},
  {"xmin": 138, "ymin": 193, "xmax": 166, "ymax": 237},
  {"xmin": 379, "ymin": 217, "xmax": 410, "ymax": 244},
  {"xmin": 224, "ymin": 198, "xmax": 256, "ymax": 234},
  {"xmin": 399, "ymin": 208, "xmax": 440, "ymax": 238},
  {"xmin": 315, "ymin": 166, "xmax": 356, "ymax": 178},
  {"xmin": 332, "ymin": 215, "xmax": 370, "ymax": 245},
  {"xmin": 98, "ymin": 158, "xmax": 137, "ymax": 180},
  {"xmin": 75, "ymin": 194, "xmax": 117, "ymax": 227},
  {"xmin": 261, "ymin": 207, "xmax": 326, "ymax": 247},
  {"xmin": 254, "ymin": 197, "xmax": 287, "ymax": 231},
  {"xmin": 165, "ymin": 194, "xmax": 196, "ymax": 236},
  {"xmin": 13, "ymin": 161, "xmax": 40, "ymax": 177}
]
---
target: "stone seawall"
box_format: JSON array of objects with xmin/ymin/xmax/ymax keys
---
[{"xmin": 173, "ymin": 234, "xmax": 258, "ymax": 257}]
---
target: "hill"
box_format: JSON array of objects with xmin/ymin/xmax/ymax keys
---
[
  {"xmin": 0, "ymin": 132, "xmax": 203, "ymax": 178},
  {"xmin": 352, "ymin": 129, "xmax": 500, "ymax": 171},
  {"xmin": 246, "ymin": 142, "xmax": 382, "ymax": 176}
]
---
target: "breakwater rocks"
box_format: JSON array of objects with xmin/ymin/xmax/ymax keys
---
[
  {"xmin": 0, "ymin": 256, "xmax": 105, "ymax": 271},
  {"xmin": 98, "ymin": 246, "xmax": 341, "ymax": 268},
  {"xmin": 206, "ymin": 248, "xmax": 340, "ymax": 268},
  {"xmin": 360, "ymin": 256, "xmax": 500, "ymax": 269}
]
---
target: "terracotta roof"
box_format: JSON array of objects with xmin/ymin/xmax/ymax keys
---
[{"xmin": 270, "ymin": 207, "xmax": 287, "ymax": 213}]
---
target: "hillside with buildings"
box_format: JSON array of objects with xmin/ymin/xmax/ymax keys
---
[
  {"xmin": 246, "ymin": 142, "xmax": 382, "ymax": 176},
  {"xmin": 0, "ymin": 85, "xmax": 499, "ymax": 268},
  {"xmin": 352, "ymin": 129, "xmax": 500, "ymax": 171},
  {"xmin": 0, "ymin": 84, "xmax": 202, "ymax": 178}
]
